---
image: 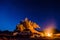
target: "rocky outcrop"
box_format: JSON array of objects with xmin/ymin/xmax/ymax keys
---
[{"xmin": 13, "ymin": 18, "xmax": 43, "ymax": 38}]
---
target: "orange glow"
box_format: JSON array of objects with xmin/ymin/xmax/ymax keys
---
[
  {"xmin": 45, "ymin": 32, "xmax": 53, "ymax": 37},
  {"xmin": 43, "ymin": 25, "xmax": 55, "ymax": 38}
]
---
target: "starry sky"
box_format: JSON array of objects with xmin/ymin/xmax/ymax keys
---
[{"xmin": 0, "ymin": 0, "xmax": 60, "ymax": 31}]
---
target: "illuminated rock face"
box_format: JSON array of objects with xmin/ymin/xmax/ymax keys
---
[
  {"xmin": 17, "ymin": 18, "xmax": 40, "ymax": 32},
  {"xmin": 15, "ymin": 18, "xmax": 43, "ymax": 38}
]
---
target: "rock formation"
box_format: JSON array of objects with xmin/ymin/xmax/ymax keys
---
[{"xmin": 13, "ymin": 18, "xmax": 43, "ymax": 38}]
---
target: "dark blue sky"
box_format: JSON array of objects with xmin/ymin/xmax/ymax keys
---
[{"xmin": 0, "ymin": 0, "xmax": 60, "ymax": 31}]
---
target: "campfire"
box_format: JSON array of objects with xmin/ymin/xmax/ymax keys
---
[{"xmin": 43, "ymin": 27, "xmax": 54, "ymax": 38}]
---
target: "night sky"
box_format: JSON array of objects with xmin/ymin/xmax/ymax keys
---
[{"xmin": 0, "ymin": 0, "xmax": 60, "ymax": 31}]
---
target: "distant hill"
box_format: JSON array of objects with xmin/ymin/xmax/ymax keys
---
[{"xmin": 54, "ymin": 29, "xmax": 60, "ymax": 33}]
